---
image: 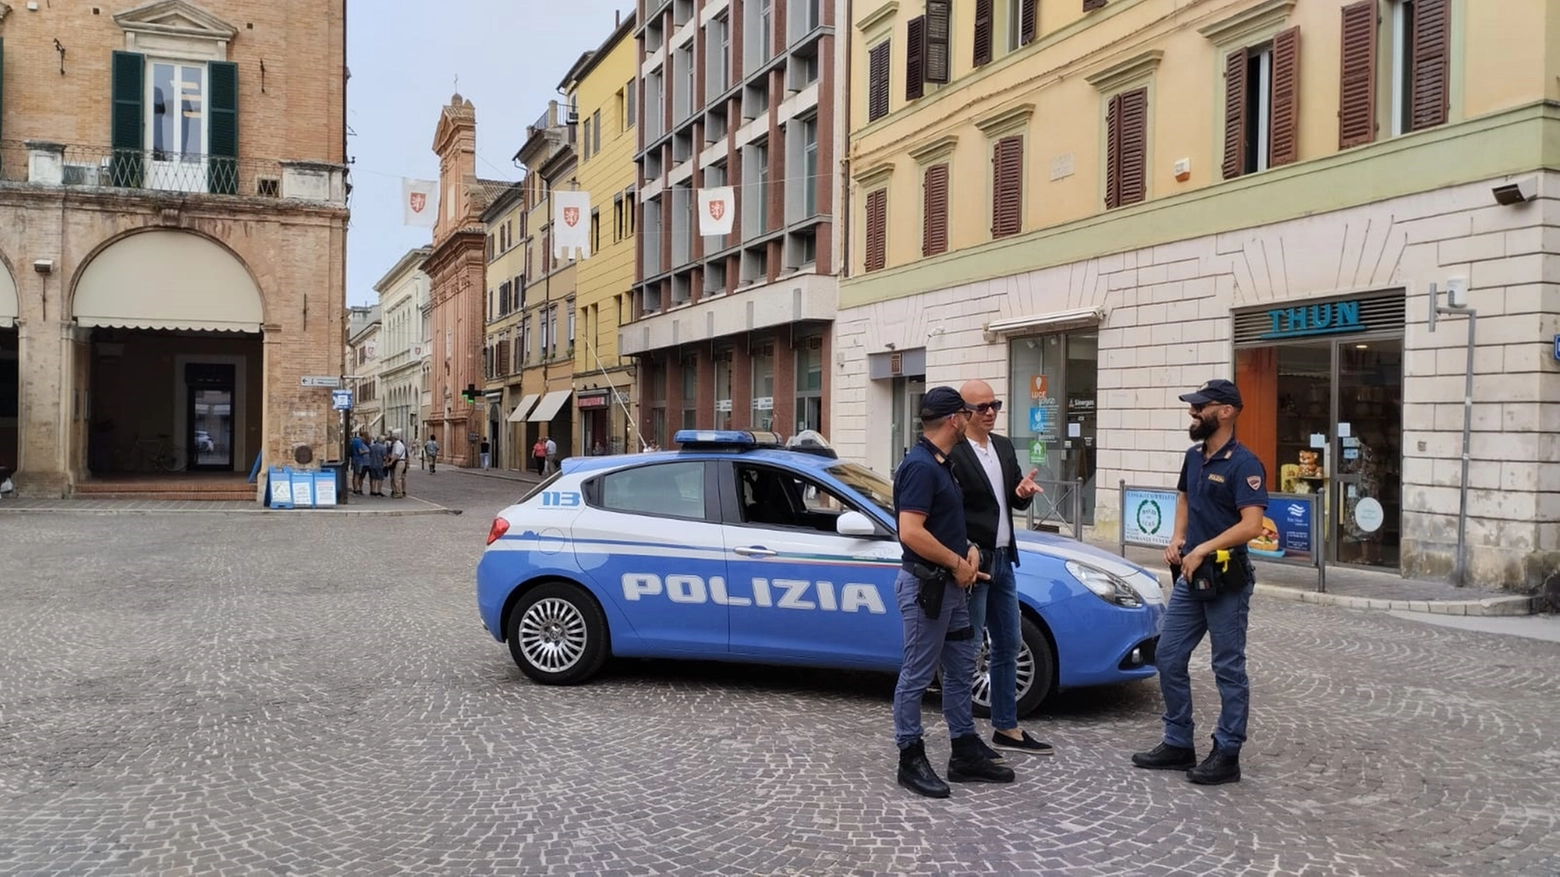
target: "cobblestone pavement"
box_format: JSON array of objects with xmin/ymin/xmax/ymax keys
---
[{"xmin": 2, "ymin": 472, "xmax": 1558, "ymax": 876}]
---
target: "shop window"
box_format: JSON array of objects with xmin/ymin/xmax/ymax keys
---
[
  {"xmin": 751, "ymin": 343, "xmax": 775, "ymax": 431},
  {"xmin": 1007, "ymin": 332, "xmax": 1098, "ymax": 527},
  {"xmin": 794, "ymin": 337, "xmax": 824, "ymax": 434}
]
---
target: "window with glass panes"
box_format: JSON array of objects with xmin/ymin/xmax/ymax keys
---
[
  {"xmin": 751, "ymin": 343, "xmax": 775, "ymax": 431},
  {"xmin": 794, "ymin": 337, "xmax": 823, "ymax": 433},
  {"xmin": 681, "ymin": 354, "xmax": 698, "ymax": 429}
]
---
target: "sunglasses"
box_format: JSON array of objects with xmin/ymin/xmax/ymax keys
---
[
  {"xmin": 1189, "ymin": 402, "xmax": 1228, "ymax": 413},
  {"xmin": 970, "ymin": 401, "xmax": 1003, "ymax": 414}
]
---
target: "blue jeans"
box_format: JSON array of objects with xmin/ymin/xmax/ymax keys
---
[
  {"xmin": 893, "ymin": 569, "xmax": 977, "ymax": 748},
  {"xmin": 966, "ymin": 547, "xmax": 1021, "ymax": 731},
  {"xmin": 1156, "ymin": 561, "xmax": 1255, "ymax": 754}
]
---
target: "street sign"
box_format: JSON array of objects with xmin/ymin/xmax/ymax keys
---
[
  {"xmin": 301, "ymin": 375, "xmax": 342, "ymax": 388},
  {"xmin": 1553, "ymin": 334, "xmax": 1560, "ymax": 361},
  {"xmin": 331, "ymin": 390, "xmax": 353, "ymax": 411}
]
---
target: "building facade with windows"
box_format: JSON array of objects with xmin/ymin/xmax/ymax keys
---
[
  {"xmin": 564, "ymin": 15, "xmax": 640, "ymax": 457},
  {"xmin": 621, "ymin": 0, "xmax": 846, "ymax": 449},
  {"xmin": 508, "ymin": 101, "xmax": 580, "ymax": 465},
  {"xmin": 345, "ymin": 304, "xmax": 382, "ymax": 435},
  {"xmin": 841, "ymin": 0, "xmax": 1560, "ymax": 592},
  {"xmin": 481, "ymin": 184, "xmax": 526, "ymax": 470},
  {"xmin": 0, "ymin": 0, "xmax": 348, "ymax": 496},
  {"xmin": 374, "ymin": 246, "xmax": 433, "ymax": 446}
]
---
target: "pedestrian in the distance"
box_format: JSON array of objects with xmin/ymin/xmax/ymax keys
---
[
  {"xmin": 367, "ymin": 435, "xmax": 388, "ymax": 497},
  {"xmin": 388, "ymin": 430, "xmax": 408, "ymax": 498},
  {"xmin": 948, "ymin": 379, "xmax": 1051, "ymax": 756},
  {"xmin": 532, "ymin": 438, "xmax": 547, "ymax": 476},
  {"xmin": 424, "ymin": 435, "xmax": 440, "ymax": 474},
  {"xmin": 544, "ymin": 436, "xmax": 558, "ymax": 475},
  {"xmin": 890, "ymin": 385, "xmax": 1014, "ymax": 798},
  {"xmin": 1131, "ymin": 379, "xmax": 1267, "ymax": 785},
  {"xmin": 480, "ymin": 438, "xmax": 491, "ymax": 470},
  {"xmin": 349, "ymin": 429, "xmax": 370, "ymax": 496}
]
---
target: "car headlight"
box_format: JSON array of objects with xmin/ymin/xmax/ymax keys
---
[{"xmin": 1065, "ymin": 560, "xmax": 1144, "ymax": 608}]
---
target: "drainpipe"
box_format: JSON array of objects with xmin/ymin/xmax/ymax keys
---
[{"xmin": 1427, "ymin": 280, "xmax": 1477, "ymax": 586}]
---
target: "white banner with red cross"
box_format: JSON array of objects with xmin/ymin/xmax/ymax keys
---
[
  {"xmin": 697, "ymin": 186, "xmax": 735, "ymax": 237},
  {"xmin": 401, "ymin": 178, "xmax": 438, "ymax": 228},
  {"xmin": 553, "ymin": 191, "xmax": 592, "ymax": 260}
]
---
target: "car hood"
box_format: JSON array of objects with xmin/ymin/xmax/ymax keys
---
[{"xmin": 1015, "ymin": 530, "xmax": 1165, "ymax": 604}]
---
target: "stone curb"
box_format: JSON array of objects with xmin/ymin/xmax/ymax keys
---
[{"xmin": 1145, "ymin": 571, "xmax": 1537, "ymax": 618}]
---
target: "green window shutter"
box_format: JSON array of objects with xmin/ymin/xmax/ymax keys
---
[
  {"xmin": 208, "ymin": 60, "xmax": 239, "ymax": 194},
  {"xmin": 110, "ymin": 51, "xmax": 145, "ymax": 188}
]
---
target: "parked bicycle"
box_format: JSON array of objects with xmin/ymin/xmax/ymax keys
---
[{"xmin": 113, "ymin": 434, "xmax": 187, "ymax": 473}]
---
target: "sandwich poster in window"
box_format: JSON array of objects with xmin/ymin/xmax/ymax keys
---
[{"xmin": 1249, "ymin": 497, "xmax": 1313, "ymax": 562}]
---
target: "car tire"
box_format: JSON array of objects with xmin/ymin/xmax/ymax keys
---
[
  {"xmin": 506, "ymin": 581, "xmax": 610, "ymax": 685},
  {"xmin": 972, "ymin": 615, "xmax": 1055, "ymax": 719}
]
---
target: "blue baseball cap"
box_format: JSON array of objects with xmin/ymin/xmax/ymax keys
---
[
  {"xmin": 920, "ymin": 386, "xmax": 971, "ymax": 419},
  {"xmin": 1179, "ymin": 379, "xmax": 1243, "ymax": 408}
]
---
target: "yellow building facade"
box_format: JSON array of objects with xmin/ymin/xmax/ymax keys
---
[
  {"xmin": 481, "ymin": 185, "xmax": 527, "ymax": 470},
  {"xmin": 565, "ymin": 17, "xmax": 640, "ymax": 456},
  {"xmin": 842, "ymin": 0, "xmax": 1560, "ymax": 592}
]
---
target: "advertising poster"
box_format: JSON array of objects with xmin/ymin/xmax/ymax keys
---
[
  {"xmin": 1249, "ymin": 494, "xmax": 1314, "ymax": 563},
  {"xmin": 1122, "ymin": 488, "xmax": 1178, "ymax": 548}
]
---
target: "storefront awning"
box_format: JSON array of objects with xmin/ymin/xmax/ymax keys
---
[
  {"xmin": 73, "ymin": 230, "xmax": 264, "ymax": 334},
  {"xmin": 507, "ymin": 393, "xmax": 541, "ymax": 422},
  {"xmin": 528, "ymin": 389, "xmax": 573, "ymax": 422},
  {"xmin": 0, "ymin": 262, "xmax": 18, "ymax": 328},
  {"xmin": 984, "ymin": 306, "xmax": 1105, "ymax": 339}
]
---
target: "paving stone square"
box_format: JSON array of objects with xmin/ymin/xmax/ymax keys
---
[{"xmin": 1, "ymin": 470, "xmax": 1557, "ymax": 875}]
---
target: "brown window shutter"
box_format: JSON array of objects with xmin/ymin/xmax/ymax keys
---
[
  {"xmin": 1411, "ymin": 0, "xmax": 1451, "ymax": 130},
  {"xmin": 1105, "ymin": 94, "xmax": 1121, "ymax": 209},
  {"xmin": 865, "ymin": 188, "xmax": 887, "ymax": 272},
  {"xmin": 925, "ymin": 0, "xmax": 952, "ymax": 84},
  {"xmin": 1270, "ymin": 26, "xmax": 1302, "ymax": 167},
  {"xmin": 992, "ymin": 136, "xmax": 1023, "ymax": 238},
  {"xmin": 1221, "ymin": 47, "xmax": 1248, "ymax": 180},
  {"xmin": 973, "ymin": 0, "xmax": 993, "ymax": 67},
  {"xmin": 1117, "ymin": 87, "xmax": 1148, "ymax": 206},
  {"xmin": 1084, "ymin": 0, "xmax": 1107, "ymax": 10},
  {"xmin": 906, "ymin": 16, "xmax": 926, "ymax": 102},
  {"xmin": 923, "ymin": 164, "xmax": 949, "ymax": 256},
  {"xmin": 1337, "ymin": 0, "xmax": 1377, "ymax": 149},
  {"xmin": 1019, "ymin": 0, "xmax": 1037, "ymax": 46},
  {"xmin": 868, "ymin": 42, "xmax": 891, "ymax": 121}
]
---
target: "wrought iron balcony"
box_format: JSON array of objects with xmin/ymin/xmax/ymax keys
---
[{"xmin": 0, "ymin": 140, "xmax": 347, "ymax": 204}]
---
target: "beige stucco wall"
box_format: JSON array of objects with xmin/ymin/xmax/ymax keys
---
[{"xmin": 834, "ymin": 172, "xmax": 1560, "ymax": 591}]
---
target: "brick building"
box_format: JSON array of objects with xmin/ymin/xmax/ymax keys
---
[
  {"xmin": 0, "ymin": 0, "xmax": 347, "ymax": 497},
  {"xmin": 621, "ymin": 0, "xmax": 847, "ymax": 447}
]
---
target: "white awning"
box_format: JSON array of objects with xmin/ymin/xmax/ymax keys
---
[
  {"xmin": 984, "ymin": 306, "xmax": 1105, "ymax": 338},
  {"xmin": 0, "ymin": 259, "xmax": 17, "ymax": 328},
  {"xmin": 528, "ymin": 389, "xmax": 574, "ymax": 422},
  {"xmin": 507, "ymin": 393, "xmax": 541, "ymax": 422},
  {"xmin": 73, "ymin": 230, "xmax": 264, "ymax": 334}
]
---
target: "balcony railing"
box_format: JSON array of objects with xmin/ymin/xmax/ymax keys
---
[{"xmin": 0, "ymin": 140, "xmax": 346, "ymax": 204}]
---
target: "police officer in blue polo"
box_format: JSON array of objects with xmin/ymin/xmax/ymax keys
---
[
  {"xmin": 1132, "ymin": 378, "xmax": 1267, "ymax": 785},
  {"xmin": 891, "ymin": 386, "xmax": 1015, "ymax": 798}
]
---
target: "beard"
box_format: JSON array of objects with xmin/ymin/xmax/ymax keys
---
[{"xmin": 1189, "ymin": 415, "xmax": 1218, "ymax": 442}]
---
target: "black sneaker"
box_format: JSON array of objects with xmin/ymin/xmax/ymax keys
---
[
  {"xmin": 1187, "ymin": 743, "xmax": 1241, "ymax": 785},
  {"xmin": 1131, "ymin": 742, "xmax": 1197, "ymax": 771},
  {"xmin": 947, "ymin": 734, "xmax": 1016, "ymax": 784},
  {"xmin": 992, "ymin": 730, "xmax": 1055, "ymax": 756}
]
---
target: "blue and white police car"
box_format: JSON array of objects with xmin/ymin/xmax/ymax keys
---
[{"xmin": 477, "ymin": 430, "xmax": 1165, "ymax": 716}]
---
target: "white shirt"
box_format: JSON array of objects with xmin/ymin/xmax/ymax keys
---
[
  {"xmin": 390, "ymin": 439, "xmax": 406, "ymax": 461},
  {"xmin": 967, "ymin": 435, "xmax": 1011, "ymax": 547},
  {"xmin": 545, "ymin": 439, "xmax": 557, "ymax": 456}
]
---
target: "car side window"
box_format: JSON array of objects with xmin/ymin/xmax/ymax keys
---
[
  {"xmin": 598, "ymin": 461, "xmax": 706, "ymax": 519},
  {"xmin": 735, "ymin": 464, "xmax": 856, "ymax": 533}
]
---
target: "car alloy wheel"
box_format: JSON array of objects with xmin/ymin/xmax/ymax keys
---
[
  {"xmin": 972, "ymin": 616, "xmax": 1054, "ymax": 719},
  {"xmin": 517, "ymin": 597, "xmax": 588, "ymax": 673}
]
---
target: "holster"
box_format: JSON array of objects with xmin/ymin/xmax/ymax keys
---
[{"xmin": 909, "ymin": 562, "xmax": 949, "ymax": 619}]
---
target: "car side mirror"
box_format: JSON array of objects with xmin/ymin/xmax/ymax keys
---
[{"xmin": 836, "ymin": 510, "xmax": 878, "ymax": 537}]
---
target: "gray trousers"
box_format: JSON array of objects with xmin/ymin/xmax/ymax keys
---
[{"xmin": 892, "ymin": 569, "xmax": 978, "ymax": 748}]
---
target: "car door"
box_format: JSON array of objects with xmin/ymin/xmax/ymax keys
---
[
  {"xmin": 571, "ymin": 459, "xmax": 730, "ymax": 657},
  {"xmin": 718, "ymin": 460, "xmax": 903, "ymax": 667}
]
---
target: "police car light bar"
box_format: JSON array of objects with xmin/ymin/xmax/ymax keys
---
[{"xmin": 672, "ymin": 429, "xmax": 785, "ymax": 451}]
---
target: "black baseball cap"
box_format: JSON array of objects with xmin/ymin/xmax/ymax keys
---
[
  {"xmin": 1179, "ymin": 379, "xmax": 1243, "ymax": 408},
  {"xmin": 920, "ymin": 386, "xmax": 971, "ymax": 419}
]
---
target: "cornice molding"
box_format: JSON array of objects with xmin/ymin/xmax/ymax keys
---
[
  {"xmin": 856, "ymin": 1, "xmax": 899, "ymax": 35},
  {"xmin": 975, "ymin": 103, "xmax": 1035, "ymax": 138},
  {"xmin": 114, "ymin": 0, "xmax": 238, "ymax": 40},
  {"xmin": 853, "ymin": 161, "xmax": 896, "ymax": 188},
  {"xmin": 908, "ymin": 134, "xmax": 959, "ymax": 165},
  {"xmin": 1197, "ymin": 0, "xmax": 1296, "ymax": 47},
  {"xmin": 1084, "ymin": 49, "xmax": 1164, "ymax": 93}
]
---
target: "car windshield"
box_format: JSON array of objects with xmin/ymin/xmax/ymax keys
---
[{"xmin": 826, "ymin": 462, "xmax": 895, "ymax": 519}]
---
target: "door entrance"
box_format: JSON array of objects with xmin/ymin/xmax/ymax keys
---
[
  {"xmin": 1007, "ymin": 332, "xmax": 1098, "ymax": 527},
  {"xmin": 186, "ymin": 362, "xmax": 235, "ymax": 471},
  {"xmin": 890, "ymin": 377, "xmax": 925, "ymax": 471},
  {"xmin": 1237, "ymin": 336, "xmax": 1402, "ymax": 569}
]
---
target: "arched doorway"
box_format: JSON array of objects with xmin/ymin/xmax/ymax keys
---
[
  {"xmin": 0, "ymin": 258, "xmax": 18, "ymax": 478},
  {"xmin": 72, "ymin": 230, "xmax": 264, "ymax": 477}
]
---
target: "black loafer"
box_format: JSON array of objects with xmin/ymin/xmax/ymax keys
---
[{"xmin": 992, "ymin": 730, "xmax": 1055, "ymax": 756}]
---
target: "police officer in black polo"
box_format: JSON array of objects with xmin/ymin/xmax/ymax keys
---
[
  {"xmin": 1132, "ymin": 379, "xmax": 1268, "ymax": 785},
  {"xmin": 891, "ymin": 386, "xmax": 1015, "ymax": 798}
]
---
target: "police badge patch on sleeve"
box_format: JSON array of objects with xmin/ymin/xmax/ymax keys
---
[{"xmin": 1247, "ymin": 475, "xmax": 1263, "ymax": 489}]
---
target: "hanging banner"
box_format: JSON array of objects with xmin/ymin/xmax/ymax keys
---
[
  {"xmin": 697, "ymin": 186, "xmax": 736, "ymax": 237},
  {"xmin": 553, "ymin": 191, "xmax": 592, "ymax": 260},
  {"xmin": 401, "ymin": 178, "xmax": 439, "ymax": 228}
]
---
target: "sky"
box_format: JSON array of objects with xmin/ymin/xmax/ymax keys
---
[{"xmin": 345, "ymin": 1, "xmax": 636, "ymax": 305}]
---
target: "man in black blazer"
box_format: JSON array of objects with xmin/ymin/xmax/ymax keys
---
[{"xmin": 948, "ymin": 379, "xmax": 1054, "ymax": 755}]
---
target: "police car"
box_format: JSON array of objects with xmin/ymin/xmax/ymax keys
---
[{"xmin": 477, "ymin": 430, "xmax": 1165, "ymax": 717}]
